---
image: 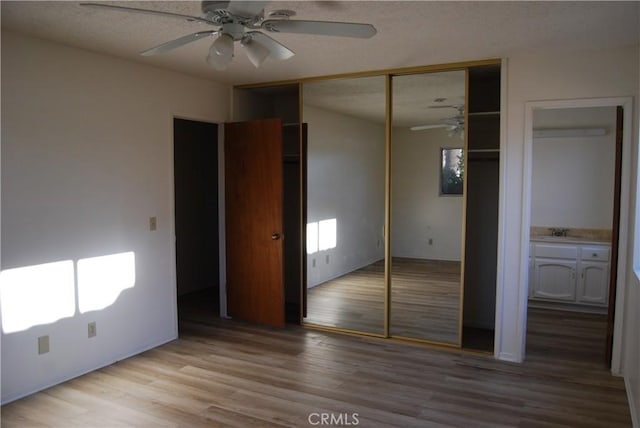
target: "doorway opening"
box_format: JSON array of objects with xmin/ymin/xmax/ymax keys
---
[
  {"xmin": 173, "ymin": 118, "xmax": 220, "ymax": 327},
  {"xmin": 522, "ymin": 99, "xmax": 631, "ymax": 370}
]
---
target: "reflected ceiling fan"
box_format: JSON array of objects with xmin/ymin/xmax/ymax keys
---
[
  {"xmin": 410, "ymin": 104, "xmax": 465, "ymax": 138},
  {"xmin": 80, "ymin": 1, "xmax": 377, "ymax": 70}
]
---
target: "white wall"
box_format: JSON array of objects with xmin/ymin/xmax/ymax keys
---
[
  {"xmin": 620, "ymin": 38, "xmax": 640, "ymax": 428},
  {"xmin": 531, "ymin": 107, "xmax": 616, "ymax": 229},
  {"xmin": 392, "ymin": 127, "xmax": 463, "ymax": 261},
  {"xmin": 305, "ymin": 105, "xmax": 385, "ymax": 287},
  {"xmin": 0, "ymin": 31, "xmax": 230, "ymax": 403},
  {"xmin": 623, "ymin": 274, "xmax": 640, "ymax": 427},
  {"xmin": 498, "ymin": 45, "xmax": 639, "ymax": 368}
]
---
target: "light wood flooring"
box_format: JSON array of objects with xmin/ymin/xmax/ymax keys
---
[
  {"xmin": 526, "ymin": 306, "xmax": 610, "ymax": 366},
  {"xmin": 1, "ymin": 297, "xmax": 631, "ymax": 427},
  {"xmin": 305, "ymin": 258, "xmax": 461, "ymax": 344}
]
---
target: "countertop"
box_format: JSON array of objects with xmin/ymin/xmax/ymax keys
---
[{"xmin": 530, "ymin": 236, "xmax": 611, "ymax": 246}]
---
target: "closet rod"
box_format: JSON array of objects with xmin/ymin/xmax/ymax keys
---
[{"xmin": 468, "ymin": 148, "xmax": 500, "ymax": 153}]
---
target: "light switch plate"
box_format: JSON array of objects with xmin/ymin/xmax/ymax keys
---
[
  {"xmin": 38, "ymin": 335, "xmax": 49, "ymax": 354},
  {"xmin": 88, "ymin": 322, "xmax": 97, "ymax": 338}
]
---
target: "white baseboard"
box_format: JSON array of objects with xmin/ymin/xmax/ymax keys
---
[
  {"xmin": 1, "ymin": 334, "xmax": 178, "ymax": 405},
  {"xmin": 497, "ymin": 351, "xmax": 522, "ymax": 363}
]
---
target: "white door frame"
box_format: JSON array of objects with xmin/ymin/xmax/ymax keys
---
[{"xmin": 520, "ymin": 97, "xmax": 633, "ymax": 374}]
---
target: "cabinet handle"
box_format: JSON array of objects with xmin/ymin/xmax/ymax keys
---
[{"xmin": 592, "ymin": 253, "xmax": 598, "ymax": 257}]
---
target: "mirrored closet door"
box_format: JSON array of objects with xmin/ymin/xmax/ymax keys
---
[
  {"xmin": 390, "ymin": 70, "xmax": 466, "ymax": 345},
  {"xmin": 302, "ymin": 76, "xmax": 387, "ymax": 335},
  {"xmin": 298, "ymin": 62, "xmax": 500, "ymax": 348}
]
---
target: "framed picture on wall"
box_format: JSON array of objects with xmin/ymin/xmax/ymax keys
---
[{"xmin": 440, "ymin": 148, "xmax": 464, "ymax": 195}]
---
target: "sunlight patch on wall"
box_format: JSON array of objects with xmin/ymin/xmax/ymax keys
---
[
  {"xmin": 78, "ymin": 252, "xmax": 136, "ymax": 313},
  {"xmin": 0, "ymin": 252, "xmax": 136, "ymax": 333},
  {"xmin": 318, "ymin": 218, "xmax": 337, "ymax": 251},
  {"xmin": 307, "ymin": 218, "xmax": 337, "ymax": 254},
  {"xmin": 0, "ymin": 260, "xmax": 75, "ymax": 334},
  {"xmin": 307, "ymin": 222, "xmax": 319, "ymax": 254}
]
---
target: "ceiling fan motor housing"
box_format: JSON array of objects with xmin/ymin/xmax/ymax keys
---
[
  {"xmin": 222, "ymin": 23, "xmax": 247, "ymax": 41},
  {"xmin": 201, "ymin": 1, "xmax": 230, "ymax": 15},
  {"xmin": 202, "ymin": 1, "xmax": 264, "ymax": 26}
]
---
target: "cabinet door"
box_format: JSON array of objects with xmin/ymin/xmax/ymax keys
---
[
  {"xmin": 578, "ymin": 262, "xmax": 609, "ymax": 305},
  {"xmin": 533, "ymin": 259, "xmax": 576, "ymax": 301}
]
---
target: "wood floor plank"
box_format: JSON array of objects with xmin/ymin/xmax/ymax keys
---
[
  {"xmin": 306, "ymin": 258, "xmax": 462, "ymax": 344},
  {"xmin": 1, "ymin": 301, "xmax": 631, "ymax": 427}
]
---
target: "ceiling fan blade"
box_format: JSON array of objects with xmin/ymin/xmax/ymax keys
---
[
  {"xmin": 442, "ymin": 118, "xmax": 464, "ymax": 126},
  {"xmin": 79, "ymin": 3, "xmax": 215, "ymax": 25},
  {"xmin": 226, "ymin": 1, "xmax": 269, "ymax": 17},
  {"xmin": 410, "ymin": 124, "xmax": 448, "ymax": 131},
  {"xmin": 247, "ymin": 31, "xmax": 295, "ymax": 60},
  {"xmin": 141, "ymin": 31, "xmax": 218, "ymax": 56},
  {"xmin": 262, "ymin": 19, "xmax": 377, "ymax": 38}
]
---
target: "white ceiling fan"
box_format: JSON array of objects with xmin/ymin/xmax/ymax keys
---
[
  {"xmin": 80, "ymin": 1, "xmax": 377, "ymax": 70},
  {"xmin": 410, "ymin": 104, "xmax": 465, "ymax": 138}
]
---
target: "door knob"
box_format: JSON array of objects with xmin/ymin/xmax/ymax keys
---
[{"xmin": 271, "ymin": 233, "xmax": 281, "ymax": 240}]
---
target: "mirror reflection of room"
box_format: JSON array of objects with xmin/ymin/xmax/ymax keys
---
[
  {"xmin": 390, "ymin": 70, "xmax": 466, "ymax": 345},
  {"xmin": 303, "ymin": 76, "xmax": 386, "ymax": 335},
  {"xmin": 301, "ymin": 66, "xmax": 500, "ymax": 346}
]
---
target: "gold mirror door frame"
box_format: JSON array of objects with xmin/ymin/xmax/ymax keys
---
[
  {"xmin": 300, "ymin": 70, "xmax": 468, "ymax": 344},
  {"xmin": 302, "ymin": 75, "xmax": 387, "ymax": 336},
  {"xmin": 389, "ymin": 70, "xmax": 467, "ymax": 346},
  {"xmin": 278, "ymin": 59, "xmax": 501, "ymax": 345}
]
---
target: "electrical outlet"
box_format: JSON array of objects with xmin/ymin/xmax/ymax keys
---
[
  {"xmin": 149, "ymin": 216, "xmax": 157, "ymax": 231},
  {"xmin": 88, "ymin": 322, "xmax": 97, "ymax": 338},
  {"xmin": 38, "ymin": 335, "xmax": 49, "ymax": 354},
  {"xmin": 428, "ymin": 238, "xmax": 433, "ymax": 245}
]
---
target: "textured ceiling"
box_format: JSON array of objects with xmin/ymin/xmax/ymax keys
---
[
  {"xmin": 2, "ymin": 1, "xmax": 638, "ymax": 127},
  {"xmin": 303, "ymin": 69, "xmax": 465, "ymax": 126},
  {"xmin": 2, "ymin": 1, "xmax": 638, "ymax": 87}
]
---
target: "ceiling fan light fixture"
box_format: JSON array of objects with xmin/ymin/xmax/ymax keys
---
[
  {"xmin": 242, "ymin": 37, "xmax": 270, "ymax": 68},
  {"xmin": 206, "ymin": 33, "xmax": 234, "ymax": 70},
  {"xmin": 212, "ymin": 32, "xmax": 234, "ymax": 56}
]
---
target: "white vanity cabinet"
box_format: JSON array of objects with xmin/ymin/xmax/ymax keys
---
[
  {"xmin": 577, "ymin": 247, "xmax": 610, "ymax": 305},
  {"xmin": 532, "ymin": 244, "xmax": 578, "ymax": 301},
  {"xmin": 530, "ymin": 241, "xmax": 610, "ymax": 308}
]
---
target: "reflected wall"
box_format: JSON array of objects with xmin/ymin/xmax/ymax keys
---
[{"xmin": 303, "ymin": 76, "xmax": 386, "ymax": 335}]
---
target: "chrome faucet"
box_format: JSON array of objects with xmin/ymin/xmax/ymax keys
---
[{"xmin": 549, "ymin": 228, "xmax": 569, "ymax": 237}]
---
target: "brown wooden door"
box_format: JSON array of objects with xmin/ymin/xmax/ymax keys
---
[{"xmin": 225, "ymin": 118, "xmax": 285, "ymax": 327}]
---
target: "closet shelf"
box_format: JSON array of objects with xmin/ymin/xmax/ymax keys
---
[{"xmin": 468, "ymin": 111, "xmax": 500, "ymax": 117}]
